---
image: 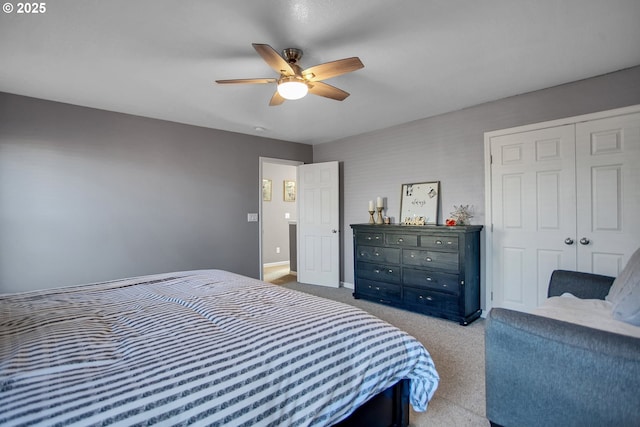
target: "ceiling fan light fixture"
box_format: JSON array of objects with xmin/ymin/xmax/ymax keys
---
[{"xmin": 277, "ymin": 76, "xmax": 309, "ymax": 100}]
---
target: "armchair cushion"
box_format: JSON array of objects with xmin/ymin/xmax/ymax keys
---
[
  {"xmin": 607, "ymin": 247, "xmax": 640, "ymax": 304},
  {"xmin": 547, "ymin": 270, "xmax": 613, "ymax": 300},
  {"xmin": 607, "ymin": 247, "xmax": 640, "ymax": 326}
]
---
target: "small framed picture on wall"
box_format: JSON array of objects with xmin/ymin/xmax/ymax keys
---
[
  {"xmin": 262, "ymin": 179, "xmax": 272, "ymax": 201},
  {"xmin": 283, "ymin": 180, "xmax": 296, "ymax": 202}
]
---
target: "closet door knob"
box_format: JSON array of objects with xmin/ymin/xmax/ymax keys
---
[
  {"xmin": 564, "ymin": 238, "xmax": 574, "ymax": 245},
  {"xmin": 579, "ymin": 237, "xmax": 590, "ymax": 245}
]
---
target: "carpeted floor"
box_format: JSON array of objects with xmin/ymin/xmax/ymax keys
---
[
  {"xmin": 263, "ymin": 263, "xmax": 297, "ymax": 285},
  {"xmin": 279, "ymin": 279, "xmax": 490, "ymax": 427}
]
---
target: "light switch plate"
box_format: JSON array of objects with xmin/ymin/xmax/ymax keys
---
[{"xmin": 247, "ymin": 213, "xmax": 258, "ymax": 222}]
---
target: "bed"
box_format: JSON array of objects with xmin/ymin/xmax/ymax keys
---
[{"xmin": 0, "ymin": 270, "xmax": 439, "ymax": 426}]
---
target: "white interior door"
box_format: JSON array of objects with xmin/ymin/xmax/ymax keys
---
[
  {"xmin": 575, "ymin": 112, "xmax": 640, "ymax": 276},
  {"xmin": 490, "ymin": 125, "xmax": 577, "ymax": 312},
  {"xmin": 297, "ymin": 161, "xmax": 340, "ymax": 287}
]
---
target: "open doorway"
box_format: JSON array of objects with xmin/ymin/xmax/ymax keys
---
[{"xmin": 259, "ymin": 157, "xmax": 302, "ymax": 284}]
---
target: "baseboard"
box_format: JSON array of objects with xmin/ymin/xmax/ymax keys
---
[
  {"xmin": 341, "ymin": 282, "xmax": 354, "ymax": 290},
  {"xmin": 263, "ymin": 261, "xmax": 290, "ymax": 268}
]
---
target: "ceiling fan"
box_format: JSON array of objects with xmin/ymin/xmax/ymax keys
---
[{"xmin": 215, "ymin": 43, "xmax": 364, "ymax": 106}]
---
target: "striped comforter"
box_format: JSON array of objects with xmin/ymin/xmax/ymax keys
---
[{"xmin": 0, "ymin": 270, "xmax": 439, "ymax": 426}]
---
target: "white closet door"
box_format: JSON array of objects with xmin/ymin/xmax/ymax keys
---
[
  {"xmin": 575, "ymin": 112, "xmax": 640, "ymax": 276},
  {"xmin": 490, "ymin": 125, "xmax": 577, "ymax": 312}
]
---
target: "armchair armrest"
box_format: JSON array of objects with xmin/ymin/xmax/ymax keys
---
[
  {"xmin": 485, "ymin": 307, "xmax": 640, "ymax": 427},
  {"xmin": 548, "ymin": 270, "xmax": 614, "ymax": 300}
]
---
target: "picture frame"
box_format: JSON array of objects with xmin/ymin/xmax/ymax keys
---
[
  {"xmin": 400, "ymin": 181, "xmax": 440, "ymax": 225},
  {"xmin": 262, "ymin": 179, "xmax": 272, "ymax": 201},
  {"xmin": 283, "ymin": 180, "xmax": 296, "ymax": 202}
]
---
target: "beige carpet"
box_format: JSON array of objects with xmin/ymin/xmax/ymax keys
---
[
  {"xmin": 280, "ymin": 280, "xmax": 490, "ymax": 427},
  {"xmin": 263, "ymin": 264, "xmax": 297, "ymax": 285}
]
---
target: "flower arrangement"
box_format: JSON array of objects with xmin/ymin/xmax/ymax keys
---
[{"xmin": 447, "ymin": 204, "xmax": 473, "ymax": 226}]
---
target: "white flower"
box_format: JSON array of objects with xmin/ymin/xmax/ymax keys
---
[{"xmin": 450, "ymin": 205, "xmax": 473, "ymax": 225}]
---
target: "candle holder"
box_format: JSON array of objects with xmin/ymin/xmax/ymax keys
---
[
  {"xmin": 376, "ymin": 207, "xmax": 384, "ymax": 224},
  {"xmin": 368, "ymin": 210, "xmax": 375, "ymax": 224}
]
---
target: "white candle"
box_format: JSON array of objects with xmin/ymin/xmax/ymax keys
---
[
  {"xmin": 376, "ymin": 197, "xmax": 383, "ymax": 208},
  {"xmin": 368, "ymin": 200, "xmax": 374, "ymax": 211}
]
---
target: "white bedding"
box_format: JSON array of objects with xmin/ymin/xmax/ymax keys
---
[
  {"xmin": 533, "ymin": 293, "xmax": 640, "ymax": 338},
  {"xmin": 0, "ymin": 269, "xmax": 439, "ymax": 426}
]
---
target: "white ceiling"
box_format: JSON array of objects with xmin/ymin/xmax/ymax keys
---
[{"xmin": 1, "ymin": 1, "xmax": 639, "ymax": 145}]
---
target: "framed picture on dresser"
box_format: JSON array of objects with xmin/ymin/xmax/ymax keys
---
[{"xmin": 400, "ymin": 181, "xmax": 439, "ymax": 225}]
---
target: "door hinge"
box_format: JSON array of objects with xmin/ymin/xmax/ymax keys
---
[{"xmin": 491, "ymin": 291, "xmax": 494, "ymax": 301}]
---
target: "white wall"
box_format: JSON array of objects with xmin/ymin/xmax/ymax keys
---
[{"xmin": 314, "ymin": 65, "xmax": 640, "ymax": 308}]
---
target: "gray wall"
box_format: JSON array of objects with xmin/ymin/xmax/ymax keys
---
[
  {"xmin": 0, "ymin": 92, "xmax": 312, "ymax": 292},
  {"xmin": 314, "ymin": 65, "xmax": 640, "ymax": 308},
  {"xmin": 262, "ymin": 162, "xmax": 297, "ymax": 264}
]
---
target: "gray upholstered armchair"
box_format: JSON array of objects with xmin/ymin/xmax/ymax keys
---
[{"xmin": 485, "ymin": 270, "xmax": 640, "ymax": 427}]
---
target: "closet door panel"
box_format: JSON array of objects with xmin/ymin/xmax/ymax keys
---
[
  {"xmin": 490, "ymin": 125, "xmax": 576, "ymax": 312},
  {"xmin": 576, "ymin": 112, "xmax": 640, "ymax": 276}
]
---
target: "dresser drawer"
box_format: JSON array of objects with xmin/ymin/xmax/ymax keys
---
[
  {"xmin": 386, "ymin": 233, "xmax": 418, "ymax": 247},
  {"xmin": 356, "ymin": 261, "xmax": 401, "ymax": 284},
  {"xmin": 356, "ymin": 232, "xmax": 384, "ymax": 245},
  {"xmin": 402, "ymin": 249, "xmax": 459, "ymax": 271},
  {"xmin": 403, "ymin": 268, "xmax": 460, "ymax": 294},
  {"xmin": 356, "ymin": 279, "xmax": 401, "ymax": 303},
  {"xmin": 420, "ymin": 234, "xmax": 459, "ymax": 250},
  {"xmin": 356, "ymin": 246, "xmax": 400, "ymax": 264},
  {"xmin": 403, "ymin": 287, "xmax": 459, "ymax": 314}
]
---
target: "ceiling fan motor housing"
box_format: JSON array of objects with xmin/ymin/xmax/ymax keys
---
[{"xmin": 282, "ymin": 48, "xmax": 303, "ymax": 64}]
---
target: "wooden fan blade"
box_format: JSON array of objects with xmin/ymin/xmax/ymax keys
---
[
  {"xmin": 269, "ymin": 91, "xmax": 286, "ymax": 106},
  {"xmin": 252, "ymin": 43, "xmax": 295, "ymax": 75},
  {"xmin": 303, "ymin": 57, "xmax": 364, "ymax": 82},
  {"xmin": 308, "ymin": 81, "xmax": 350, "ymax": 101},
  {"xmin": 215, "ymin": 78, "xmax": 277, "ymax": 85}
]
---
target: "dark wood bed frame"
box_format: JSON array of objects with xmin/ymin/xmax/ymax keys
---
[{"xmin": 333, "ymin": 379, "xmax": 410, "ymax": 427}]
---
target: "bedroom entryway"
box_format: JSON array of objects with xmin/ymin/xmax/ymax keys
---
[
  {"xmin": 260, "ymin": 158, "xmax": 303, "ymax": 283},
  {"xmin": 259, "ymin": 158, "xmax": 340, "ymax": 288}
]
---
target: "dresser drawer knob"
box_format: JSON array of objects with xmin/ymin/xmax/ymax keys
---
[
  {"xmin": 388, "ymin": 269, "xmax": 393, "ymax": 273},
  {"xmin": 425, "ymin": 257, "xmax": 432, "ymax": 262},
  {"xmin": 397, "ymin": 238, "xmax": 404, "ymax": 243},
  {"xmin": 367, "ymin": 236, "xmax": 372, "ymax": 240},
  {"xmin": 360, "ymin": 252, "xmax": 365, "ymax": 256},
  {"xmin": 374, "ymin": 252, "xmax": 380, "ymax": 256},
  {"xmin": 374, "ymin": 269, "xmax": 380, "ymax": 274},
  {"xmin": 375, "ymin": 236, "xmax": 381, "ymax": 240},
  {"xmin": 410, "ymin": 253, "xmax": 415, "ymax": 258},
  {"xmin": 419, "ymin": 295, "xmax": 434, "ymax": 301},
  {"xmin": 447, "ymin": 241, "xmax": 453, "ymax": 245},
  {"xmin": 435, "ymin": 240, "xmax": 442, "ymax": 245},
  {"xmin": 425, "ymin": 277, "xmax": 432, "ymax": 281}
]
